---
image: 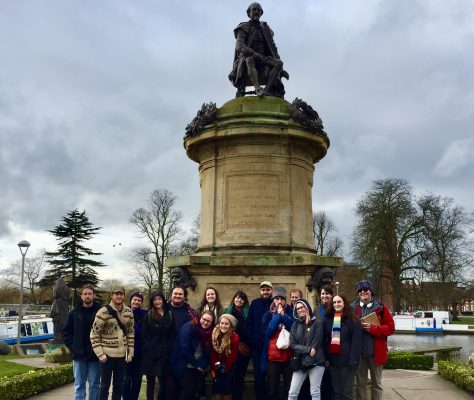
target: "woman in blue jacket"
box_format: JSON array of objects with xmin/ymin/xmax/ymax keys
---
[{"xmin": 176, "ymin": 310, "xmax": 215, "ymax": 400}]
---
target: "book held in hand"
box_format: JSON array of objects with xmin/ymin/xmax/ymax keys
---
[{"xmin": 360, "ymin": 312, "xmax": 380, "ymax": 326}]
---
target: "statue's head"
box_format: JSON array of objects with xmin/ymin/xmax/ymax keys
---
[{"xmin": 247, "ymin": 2, "xmax": 263, "ymax": 20}]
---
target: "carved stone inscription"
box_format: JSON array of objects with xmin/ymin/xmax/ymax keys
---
[{"xmin": 226, "ymin": 174, "xmax": 280, "ymax": 230}]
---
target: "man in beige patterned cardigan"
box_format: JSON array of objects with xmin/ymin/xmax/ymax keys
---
[{"xmin": 90, "ymin": 286, "xmax": 134, "ymax": 400}]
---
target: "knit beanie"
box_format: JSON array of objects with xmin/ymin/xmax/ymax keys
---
[
  {"xmin": 130, "ymin": 291, "xmax": 144, "ymax": 303},
  {"xmin": 355, "ymin": 280, "xmax": 376, "ymax": 296},
  {"xmin": 219, "ymin": 313, "xmax": 237, "ymax": 329},
  {"xmin": 272, "ymin": 287, "xmax": 287, "ymax": 300}
]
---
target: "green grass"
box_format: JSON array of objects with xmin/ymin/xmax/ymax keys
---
[
  {"xmin": 0, "ymin": 356, "xmax": 37, "ymax": 378},
  {"xmin": 452, "ymin": 316, "xmax": 474, "ymax": 325}
]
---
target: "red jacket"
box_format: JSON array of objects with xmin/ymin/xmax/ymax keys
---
[
  {"xmin": 211, "ymin": 332, "xmax": 240, "ymax": 374},
  {"xmin": 354, "ymin": 303, "xmax": 395, "ymax": 365}
]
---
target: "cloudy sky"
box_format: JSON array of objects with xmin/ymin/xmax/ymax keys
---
[{"xmin": 1, "ymin": 0, "xmax": 473, "ymax": 282}]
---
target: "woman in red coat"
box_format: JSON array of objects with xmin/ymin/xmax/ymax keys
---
[{"xmin": 211, "ymin": 314, "xmax": 240, "ymax": 400}]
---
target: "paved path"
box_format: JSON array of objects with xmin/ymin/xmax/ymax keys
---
[{"xmin": 11, "ymin": 357, "xmax": 471, "ymax": 400}]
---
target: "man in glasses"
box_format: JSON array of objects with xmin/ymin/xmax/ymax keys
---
[{"xmin": 352, "ymin": 280, "xmax": 395, "ymax": 400}]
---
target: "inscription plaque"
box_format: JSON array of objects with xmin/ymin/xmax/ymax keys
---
[{"xmin": 225, "ymin": 174, "xmax": 281, "ymax": 230}]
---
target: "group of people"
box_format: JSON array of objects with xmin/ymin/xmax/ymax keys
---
[{"xmin": 62, "ymin": 279, "xmax": 394, "ymax": 400}]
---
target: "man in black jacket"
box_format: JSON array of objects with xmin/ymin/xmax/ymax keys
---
[{"xmin": 62, "ymin": 284, "xmax": 102, "ymax": 400}]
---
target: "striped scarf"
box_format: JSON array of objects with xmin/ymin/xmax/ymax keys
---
[{"xmin": 329, "ymin": 311, "xmax": 342, "ymax": 354}]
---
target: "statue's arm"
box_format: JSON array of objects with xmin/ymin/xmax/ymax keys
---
[{"xmin": 235, "ymin": 30, "xmax": 254, "ymax": 57}]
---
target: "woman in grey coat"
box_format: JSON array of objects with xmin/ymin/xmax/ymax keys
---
[{"xmin": 288, "ymin": 299, "xmax": 325, "ymax": 400}]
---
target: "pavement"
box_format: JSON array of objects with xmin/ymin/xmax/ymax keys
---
[{"xmin": 8, "ymin": 358, "xmax": 472, "ymax": 400}]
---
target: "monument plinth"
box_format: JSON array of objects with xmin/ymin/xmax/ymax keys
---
[
  {"xmin": 186, "ymin": 96, "xmax": 328, "ymax": 255},
  {"xmin": 167, "ymin": 97, "xmax": 342, "ymax": 306}
]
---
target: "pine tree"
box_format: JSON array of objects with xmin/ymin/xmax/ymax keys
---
[{"xmin": 40, "ymin": 209, "xmax": 105, "ymax": 304}]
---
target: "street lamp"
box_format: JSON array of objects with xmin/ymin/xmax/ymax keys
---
[
  {"xmin": 335, "ymin": 281, "xmax": 340, "ymax": 293},
  {"xmin": 17, "ymin": 240, "xmax": 30, "ymax": 345}
]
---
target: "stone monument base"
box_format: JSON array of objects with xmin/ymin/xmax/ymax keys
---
[{"xmin": 166, "ymin": 253, "xmax": 342, "ymax": 308}]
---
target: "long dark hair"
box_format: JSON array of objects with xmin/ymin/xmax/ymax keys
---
[
  {"xmin": 230, "ymin": 290, "xmax": 249, "ymax": 310},
  {"xmin": 327, "ymin": 293, "xmax": 358, "ymax": 322},
  {"xmin": 198, "ymin": 286, "xmax": 223, "ymax": 313},
  {"xmin": 149, "ymin": 291, "xmax": 168, "ymax": 320}
]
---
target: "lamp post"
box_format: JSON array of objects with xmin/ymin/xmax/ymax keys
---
[
  {"xmin": 17, "ymin": 240, "xmax": 30, "ymax": 345},
  {"xmin": 335, "ymin": 281, "xmax": 340, "ymax": 293}
]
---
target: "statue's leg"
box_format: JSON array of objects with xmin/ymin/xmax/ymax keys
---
[
  {"xmin": 245, "ymin": 56, "xmax": 264, "ymax": 96},
  {"xmin": 264, "ymin": 58, "xmax": 283, "ymax": 95}
]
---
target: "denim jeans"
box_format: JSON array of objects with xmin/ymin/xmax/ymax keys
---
[
  {"xmin": 99, "ymin": 356, "xmax": 126, "ymax": 400},
  {"xmin": 288, "ymin": 365, "xmax": 325, "ymax": 400},
  {"xmin": 73, "ymin": 359, "xmax": 100, "ymax": 400}
]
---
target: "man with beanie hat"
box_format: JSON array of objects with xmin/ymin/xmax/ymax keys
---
[
  {"xmin": 352, "ymin": 280, "xmax": 395, "ymax": 400},
  {"xmin": 262, "ymin": 287, "xmax": 294, "ymax": 400},
  {"xmin": 246, "ymin": 281, "xmax": 273, "ymax": 400},
  {"xmin": 123, "ymin": 291, "xmax": 147, "ymax": 400}
]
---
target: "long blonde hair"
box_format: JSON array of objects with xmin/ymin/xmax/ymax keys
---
[{"xmin": 211, "ymin": 317, "xmax": 234, "ymax": 356}]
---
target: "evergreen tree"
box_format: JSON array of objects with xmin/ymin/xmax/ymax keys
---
[{"xmin": 40, "ymin": 209, "xmax": 105, "ymax": 304}]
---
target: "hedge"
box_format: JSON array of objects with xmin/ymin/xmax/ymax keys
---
[
  {"xmin": 438, "ymin": 361, "xmax": 474, "ymax": 394},
  {"xmin": 385, "ymin": 351, "xmax": 434, "ymax": 370},
  {"xmin": 0, "ymin": 363, "xmax": 73, "ymax": 400}
]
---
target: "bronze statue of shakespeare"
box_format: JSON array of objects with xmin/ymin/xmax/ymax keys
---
[{"xmin": 229, "ymin": 2, "xmax": 289, "ymax": 98}]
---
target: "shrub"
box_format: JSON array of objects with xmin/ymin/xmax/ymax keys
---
[
  {"xmin": 0, "ymin": 363, "xmax": 73, "ymax": 400},
  {"xmin": 0, "ymin": 342, "xmax": 11, "ymax": 356},
  {"xmin": 385, "ymin": 351, "xmax": 434, "ymax": 370},
  {"xmin": 438, "ymin": 361, "xmax": 474, "ymax": 394},
  {"xmin": 44, "ymin": 345, "xmax": 71, "ymax": 363}
]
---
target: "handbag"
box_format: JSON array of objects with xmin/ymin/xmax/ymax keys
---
[
  {"xmin": 290, "ymin": 355, "xmax": 301, "ymax": 371},
  {"xmin": 276, "ymin": 326, "xmax": 290, "ymax": 349}
]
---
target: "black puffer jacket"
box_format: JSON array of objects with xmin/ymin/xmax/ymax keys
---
[
  {"xmin": 323, "ymin": 311, "xmax": 362, "ymax": 368},
  {"xmin": 289, "ymin": 299, "xmax": 325, "ymax": 368}
]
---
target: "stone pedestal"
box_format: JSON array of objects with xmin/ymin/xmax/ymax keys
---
[{"xmin": 167, "ymin": 96, "xmax": 342, "ymax": 306}]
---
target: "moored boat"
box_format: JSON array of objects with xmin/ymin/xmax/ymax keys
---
[{"xmin": 0, "ymin": 315, "xmax": 54, "ymax": 344}]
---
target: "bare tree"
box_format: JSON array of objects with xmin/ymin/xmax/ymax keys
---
[
  {"xmin": 418, "ymin": 194, "xmax": 474, "ymax": 308},
  {"xmin": 173, "ymin": 215, "xmax": 200, "ymax": 256},
  {"xmin": 130, "ymin": 189, "xmax": 183, "ymax": 292},
  {"xmin": 129, "ymin": 247, "xmax": 156, "ymax": 297},
  {"xmin": 313, "ymin": 211, "xmax": 344, "ymax": 256},
  {"xmin": 0, "ymin": 250, "xmax": 47, "ymax": 304}
]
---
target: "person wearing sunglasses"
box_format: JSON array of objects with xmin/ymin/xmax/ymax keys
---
[{"xmin": 351, "ymin": 280, "xmax": 395, "ymax": 400}]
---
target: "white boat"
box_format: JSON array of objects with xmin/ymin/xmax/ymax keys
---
[
  {"xmin": 393, "ymin": 311, "xmax": 450, "ymax": 333},
  {"xmin": 0, "ymin": 315, "xmax": 54, "ymax": 344}
]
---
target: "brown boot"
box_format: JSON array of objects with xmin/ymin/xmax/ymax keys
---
[
  {"xmin": 222, "ymin": 395, "xmax": 232, "ymax": 400},
  {"xmin": 213, "ymin": 395, "xmax": 223, "ymax": 400}
]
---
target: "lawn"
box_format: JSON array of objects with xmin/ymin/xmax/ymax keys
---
[
  {"xmin": 452, "ymin": 316, "xmax": 474, "ymax": 325},
  {"xmin": 0, "ymin": 354, "xmax": 37, "ymax": 378}
]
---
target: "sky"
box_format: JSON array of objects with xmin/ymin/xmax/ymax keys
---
[{"xmin": 0, "ymin": 0, "xmax": 473, "ymax": 283}]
